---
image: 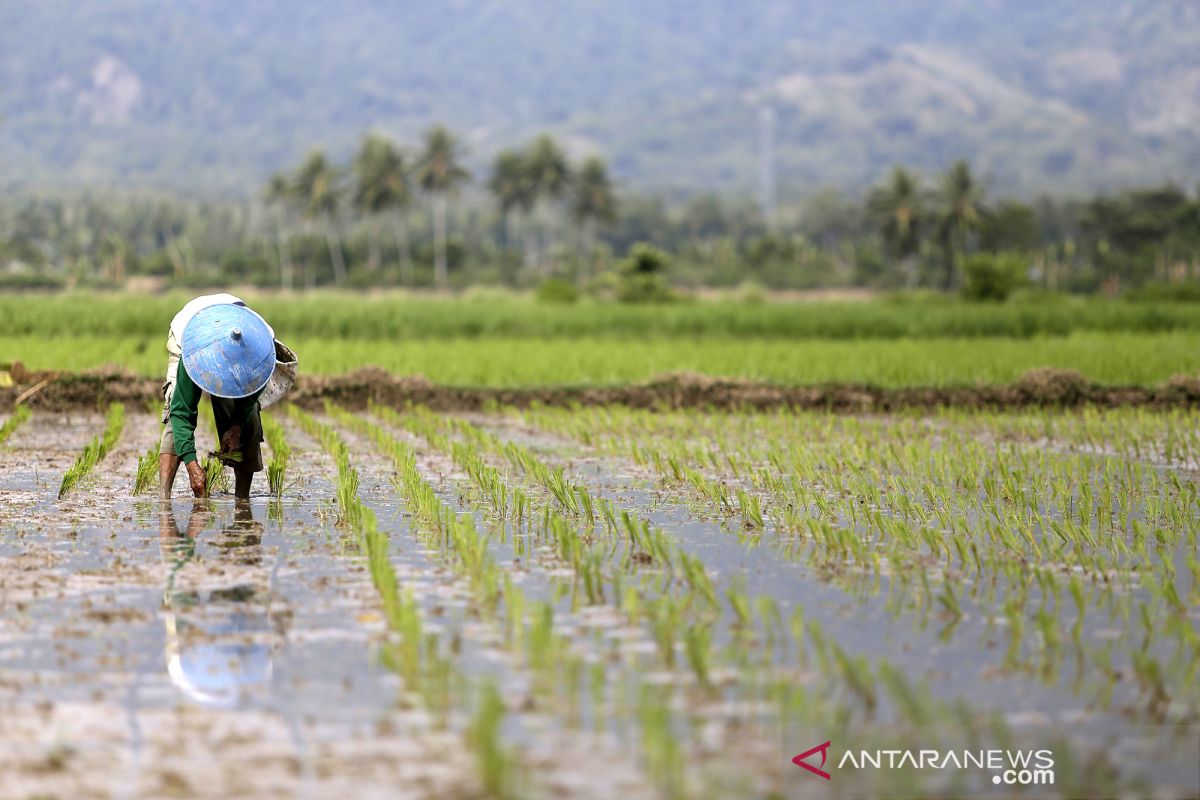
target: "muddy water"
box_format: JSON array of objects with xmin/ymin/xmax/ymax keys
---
[
  {"xmin": 1, "ymin": 411, "xmax": 664, "ymax": 800},
  {"xmin": 332, "ymin": 419, "xmax": 658, "ymax": 797},
  {"xmin": 476, "ymin": 414, "xmax": 1200, "ymax": 796},
  {"xmin": 0, "ymin": 412, "xmax": 478, "ymax": 799},
  {"xmin": 4, "ymin": 409, "xmax": 1198, "ymax": 798}
]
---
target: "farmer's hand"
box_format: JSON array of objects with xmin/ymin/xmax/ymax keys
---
[
  {"xmin": 221, "ymin": 424, "xmax": 242, "ymax": 454},
  {"xmin": 186, "ymin": 461, "xmax": 207, "ymax": 498}
]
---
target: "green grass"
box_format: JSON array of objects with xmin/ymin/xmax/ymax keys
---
[
  {"xmin": 4, "ymin": 293, "xmax": 1198, "ymax": 388},
  {"xmin": 3, "ymin": 331, "xmax": 1198, "ymax": 387},
  {"xmin": 2, "ymin": 293, "xmax": 1200, "ymax": 340},
  {"xmin": 0, "ymin": 405, "xmax": 31, "ymax": 445}
]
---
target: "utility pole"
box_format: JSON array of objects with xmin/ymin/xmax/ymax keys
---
[{"xmin": 758, "ymin": 105, "xmax": 776, "ymax": 228}]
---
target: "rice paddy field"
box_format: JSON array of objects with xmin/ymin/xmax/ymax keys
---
[
  {"xmin": 1, "ymin": 294, "xmax": 1199, "ymax": 799},
  {"xmin": 2, "ymin": 293, "xmax": 1200, "ymax": 388}
]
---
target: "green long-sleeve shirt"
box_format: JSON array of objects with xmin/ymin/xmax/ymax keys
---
[{"xmin": 169, "ymin": 360, "xmax": 262, "ymax": 465}]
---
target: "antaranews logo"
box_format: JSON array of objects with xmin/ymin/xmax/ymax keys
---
[
  {"xmin": 792, "ymin": 743, "xmax": 1055, "ymax": 786},
  {"xmin": 792, "ymin": 741, "xmax": 832, "ymax": 780}
]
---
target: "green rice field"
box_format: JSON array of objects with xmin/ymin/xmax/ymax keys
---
[
  {"xmin": 3, "ymin": 293, "xmax": 1200, "ymax": 387},
  {"xmin": 1, "ymin": 292, "xmax": 1198, "ymax": 797},
  {"xmin": 4, "ymin": 331, "xmax": 1200, "ymax": 387},
  {"xmin": 1, "ymin": 401, "xmax": 1197, "ymax": 797}
]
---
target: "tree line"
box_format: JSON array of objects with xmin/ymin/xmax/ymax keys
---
[
  {"xmin": 262, "ymin": 126, "xmax": 614, "ymax": 291},
  {"xmin": 2, "ymin": 126, "xmax": 1199, "ymax": 296}
]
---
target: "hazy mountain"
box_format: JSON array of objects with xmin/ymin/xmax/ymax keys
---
[{"xmin": 1, "ymin": 0, "xmax": 1197, "ymax": 198}]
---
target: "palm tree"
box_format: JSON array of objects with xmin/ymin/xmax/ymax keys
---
[
  {"xmin": 353, "ymin": 134, "xmax": 415, "ymax": 283},
  {"xmin": 936, "ymin": 159, "xmax": 985, "ymax": 289},
  {"xmin": 263, "ymin": 172, "xmax": 295, "ymax": 290},
  {"xmin": 292, "ymin": 150, "xmax": 347, "ymax": 287},
  {"xmin": 571, "ymin": 156, "xmax": 616, "ymax": 285},
  {"xmin": 416, "ymin": 125, "xmax": 471, "ymax": 290},
  {"xmin": 524, "ymin": 134, "xmax": 571, "ymax": 270},
  {"xmin": 488, "ymin": 149, "xmax": 533, "ymax": 252},
  {"xmin": 867, "ymin": 166, "xmax": 922, "ymax": 286}
]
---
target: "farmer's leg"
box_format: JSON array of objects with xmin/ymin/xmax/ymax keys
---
[
  {"xmin": 215, "ymin": 401, "xmax": 263, "ymax": 499},
  {"xmin": 159, "ymin": 454, "xmax": 182, "ymax": 498},
  {"xmin": 234, "ymin": 468, "xmax": 253, "ymax": 500},
  {"xmin": 159, "ymin": 423, "xmax": 181, "ymax": 498}
]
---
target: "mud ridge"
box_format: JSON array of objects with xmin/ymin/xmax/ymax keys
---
[{"xmin": 3, "ymin": 366, "xmax": 1199, "ymax": 413}]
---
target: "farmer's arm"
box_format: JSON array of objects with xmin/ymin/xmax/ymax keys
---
[{"xmin": 169, "ymin": 360, "xmax": 202, "ymax": 465}]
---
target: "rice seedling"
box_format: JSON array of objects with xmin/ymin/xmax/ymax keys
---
[
  {"xmin": 0, "ymin": 404, "xmax": 31, "ymax": 446},
  {"xmin": 261, "ymin": 412, "xmax": 289, "ymax": 494},
  {"xmin": 467, "ymin": 681, "xmax": 518, "ymax": 799},
  {"xmin": 637, "ymin": 684, "xmax": 683, "ymax": 798},
  {"xmin": 343, "ymin": 405, "xmax": 820, "ymax": 787},
  {"xmin": 683, "ymin": 623, "xmax": 714, "ymax": 690},
  {"xmin": 289, "ymin": 404, "xmax": 456, "ymax": 716},
  {"xmin": 297, "ymin": 399, "xmax": 1200, "ymax": 795},
  {"xmin": 202, "ymin": 456, "xmax": 229, "ymax": 495},
  {"xmin": 58, "ymin": 402, "xmax": 124, "ymax": 498},
  {"xmin": 522, "ymin": 403, "xmax": 1200, "ymax": 728},
  {"xmin": 132, "ymin": 440, "xmax": 160, "ymax": 495}
]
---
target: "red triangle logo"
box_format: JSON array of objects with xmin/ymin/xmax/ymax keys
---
[{"xmin": 792, "ymin": 740, "xmax": 832, "ymax": 780}]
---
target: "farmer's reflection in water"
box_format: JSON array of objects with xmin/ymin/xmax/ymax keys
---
[{"xmin": 158, "ymin": 501, "xmax": 286, "ymax": 708}]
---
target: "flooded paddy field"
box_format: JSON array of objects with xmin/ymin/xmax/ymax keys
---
[{"xmin": 0, "ymin": 404, "xmax": 1197, "ymax": 799}]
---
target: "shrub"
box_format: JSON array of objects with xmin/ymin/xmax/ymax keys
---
[
  {"xmin": 0, "ymin": 272, "xmax": 65, "ymax": 290},
  {"xmin": 1127, "ymin": 280, "xmax": 1200, "ymax": 303},
  {"xmin": 535, "ymin": 277, "xmax": 578, "ymax": 304},
  {"xmin": 961, "ymin": 253, "xmax": 1029, "ymax": 302},
  {"xmin": 617, "ymin": 243, "xmax": 673, "ymax": 303}
]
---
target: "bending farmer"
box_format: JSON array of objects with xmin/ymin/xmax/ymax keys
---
[{"xmin": 159, "ymin": 294, "xmax": 285, "ymax": 499}]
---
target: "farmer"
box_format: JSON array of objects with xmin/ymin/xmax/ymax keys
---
[{"xmin": 159, "ymin": 294, "xmax": 291, "ymax": 499}]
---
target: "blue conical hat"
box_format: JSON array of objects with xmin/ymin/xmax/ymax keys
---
[{"xmin": 181, "ymin": 304, "xmax": 275, "ymax": 398}]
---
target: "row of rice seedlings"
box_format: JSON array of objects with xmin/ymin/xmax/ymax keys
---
[
  {"xmin": 384, "ymin": 404, "xmax": 1160, "ymax": 794},
  {"xmin": 360, "ymin": 406, "xmax": 926, "ymax": 794},
  {"xmin": 0, "ymin": 404, "xmax": 31, "ymax": 446},
  {"xmin": 549, "ymin": 407, "xmax": 1195, "ymax": 556},
  {"xmin": 391, "ymin": 407, "xmax": 806, "ymax": 684},
  {"xmin": 943, "ymin": 405, "xmax": 1200, "ymax": 467},
  {"xmin": 526, "ymin": 404, "xmax": 1200, "ymax": 720},
  {"xmin": 375, "ymin": 403, "xmax": 683, "ymax": 579},
  {"xmin": 538, "ymin": 404, "xmax": 1176, "ymax": 583},
  {"xmin": 58, "ymin": 402, "xmax": 125, "ymax": 498},
  {"xmin": 261, "ymin": 411, "xmax": 291, "ymax": 498},
  {"xmin": 333, "ymin": 406, "xmax": 709, "ymax": 791},
  {"xmin": 400, "ymin": 405, "xmax": 599, "ymax": 519},
  {"xmin": 559, "ymin": 415, "xmax": 1044, "ymax": 646},
  {"xmin": 290, "ymin": 405, "xmax": 519, "ymax": 796},
  {"xmin": 398, "ymin": 405, "xmax": 1136, "ymax": 793},
  {"xmin": 417, "ymin": 408, "xmax": 1145, "ymax": 794}
]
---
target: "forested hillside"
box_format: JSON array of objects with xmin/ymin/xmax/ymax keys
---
[{"xmin": 1, "ymin": 0, "xmax": 1197, "ymax": 195}]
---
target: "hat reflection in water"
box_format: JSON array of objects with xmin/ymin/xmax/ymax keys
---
[{"xmin": 160, "ymin": 502, "xmax": 282, "ymax": 709}]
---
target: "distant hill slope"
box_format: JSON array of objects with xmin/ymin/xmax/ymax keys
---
[{"xmin": 1, "ymin": 0, "xmax": 1197, "ymax": 197}]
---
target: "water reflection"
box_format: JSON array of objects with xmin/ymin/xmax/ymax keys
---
[{"xmin": 159, "ymin": 500, "xmax": 283, "ymax": 708}]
